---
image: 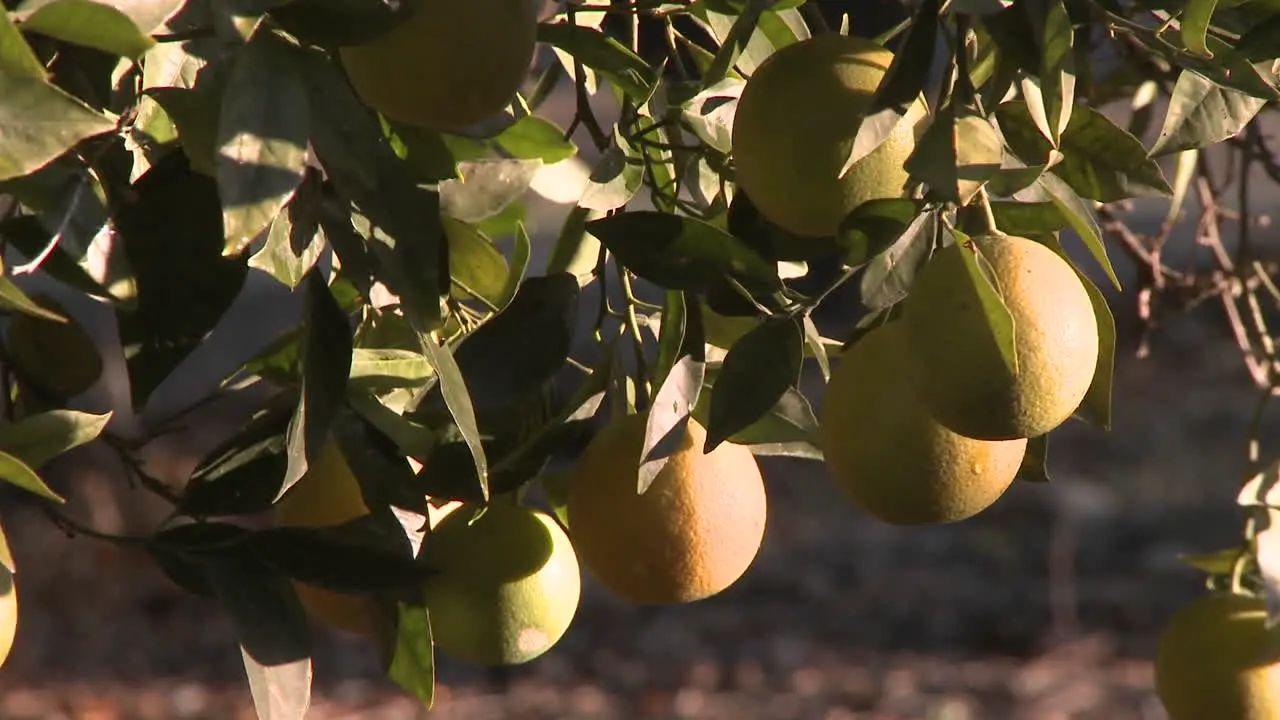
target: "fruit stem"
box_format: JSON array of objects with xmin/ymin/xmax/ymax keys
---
[
  {"xmin": 617, "ymin": 266, "xmax": 652, "ymax": 410},
  {"xmin": 1229, "ymin": 547, "xmax": 1250, "ymax": 595},
  {"xmin": 975, "ymin": 187, "xmax": 1000, "ymax": 236}
]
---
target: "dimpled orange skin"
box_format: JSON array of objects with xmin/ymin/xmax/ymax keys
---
[
  {"xmin": 1156, "ymin": 593, "xmax": 1280, "ymax": 720},
  {"xmin": 731, "ymin": 33, "xmax": 928, "ymax": 238},
  {"xmin": 272, "ymin": 441, "xmax": 381, "ymax": 637},
  {"xmin": 903, "ymin": 235, "xmax": 1100, "ymax": 441},
  {"xmin": 339, "ymin": 0, "xmax": 539, "ymax": 132},
  {"xmin": 819, "ymin": 322, "xmax": 1027, "ymax": 526},
  {"xmin": 566, "ymin": 414, "xmax": 768, "ymax": 605}
]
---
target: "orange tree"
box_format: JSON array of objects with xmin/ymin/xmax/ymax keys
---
[{"xmin": 3, "ymin": 0, "xmax": 1280, "ymax": 716}]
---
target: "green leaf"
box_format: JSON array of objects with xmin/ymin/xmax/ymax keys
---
[
  {"xmin": 201, "ymin": 551, "xmax": 313, "ymax": 720},
  {"xmin": 1109, "ymin": 22, "xmax": 1280, "ymax": 100},
  {"xmin": 954, "ymin": 232, "xmax": 1019, "ymax": 378},
  {"xmin": 680, "ymin": 78, "xmax": 743, "ymax": 154},
  {"xmin": 418, "ymin": 332, "xmax": 488, "ymax": 501},
  {"xmin": 705, "ymin": 317, "xmax": 803, "ymax": 452},
  {"xmin": 0, "ymin": 73, "xmax": 116, "ymax": 181},
  {"xmin": 0, "ymin": 278, "xmax": 70, "ymax": 322},
  {"xmin": 692, "ymin": 384, "xmax": 821, "ymax": 459},
  {"xmin": 495, "ymin": 115, "xmax": 577, "ymax": 164},
  {"xmin": 347, "ymin": 389, "xmax": 436, "ymax": 463},
  {"xmin": 977, "ymin": 201, "xmax": 1069, "ymax": 236},
  {"xmin": 348, "ymin": 348, "xmax": 432, "ymax": 391},
  {"xmin": 415, "ymin": 273, "xmax": 579, "ymax": 422},
  {"xmin": 1016, "ymin": 434, "xmax": 1051, "ymax": 482},
  {"xmin": 859, "ymin": 208, "xmax": 936, "ymax": 311},
  {"xmin": 691, "ymin": 3, "xmax": 808, "ymax": 77},
  {"xmin": 587, "ymin": 211, "xmax": 781, "ymax": 294},
  {"xmin": 385, "ymin": 121, "xmax": 459, "ymax": 183},
  {"xmin": 837, "ymin": 199, "xmax": 927, "ymax": 267},
  {"xmin": 0, "ymin": 211, "xmax": 114, "ymax": 303},
  {"xmin": 250, "ymin": 518, "xmax": 424, "ymax": 593},
  {"xmin": 872, "ymin": 0, "xmax": 939, "ymax": 114},
  {"xmin": 1024, "ymin": 171, "xmax": 1121, "ymax": 290},
  {"xmin": 906, "ymin": 106, "xmax": 1003, "ymax": 206},
  {"xmin": 217, "ymin": 32, "xmax": 310, "ymax": 255},
  {"xmin": 651, "ymin": 291, "xmax": 688, "ymax": 389},
  {"xmin": 703, "ymin": 0, "xmax": 770, "ymax": 86},
  {"xmin": 1237, "ymin": 12, "xmax": 1280, "ymax": 60},
  {"xmin": 996, "ymin": 101, "xmax": 1172, "ymax": 202},
  {"xmin": 0, "ymin": 410, "xmax": 111, "ymax": 470},
  {"xmin": 1149, "ymin": 70, "xmax": 1267, "ymax": 157},
  {"xmin": 0, "ymin": 449, "xmax": 64, "ymax": 502},
  {"xmin": 496, "ymin": 221, "xmax": 531, "ymax": 310},
  {"xmin": 537, "ymin": 21, "xmax": 659, "ymax": 103},
  {"xmin": 442, "ymin": 216, "xmax": 508, "ymax": 308},
  {"xmin": 268, "ymin": 0, "xmax": 411, "ymax": 48},
  {"xmin": 15, "ymin": 0, "xmax": 155, "ymax": 58},
  {"xmin": 282, "ymin": 271, "xmax": 354, "ymax": 496},
  {"xmin": 248, "ymin": 172, "xmax": 325, "ymax": 289},
  {"xmin": 438, "ymin": 159, "xmax": 544, "ymax": 225},
  {"xmin": 146, "ymin": 80, "xmax": 226, "ymax": 177},
  {"xmin": 1028, "ymin": 0, "xmax": 1076, "ymax": 146},
  {"xmin": 0, "ymin": 11, "xmax": 49, "ymax": 79},
  {"xmin": 578, "ymin": 135, "xmax": 644, "ymax": 212},
  {"xmin": 1181, "ymin": 0, "xmax": 1221, "ymax": 57},
  {"xmin": 641, "ymin": 353, "xmax": 705, "ymax": 494},
  {"xmin": 386, "ymin": 603, "xmax": 435, "ymax": 710}
]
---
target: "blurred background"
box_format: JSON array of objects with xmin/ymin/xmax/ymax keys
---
[{"xmin": 0, "ymin": 2, "xmax": 1273, "ymax": 718}]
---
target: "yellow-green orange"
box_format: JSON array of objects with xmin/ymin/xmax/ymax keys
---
[
  {"xmin": 1155, "ymin": 593, "xmax": 1280, "ymax": 719},
  {"xmin": 903, "ymin": 235, "xmax": 1099, "ymax": 441},
  {"xmin": 819, "ymin": 322, "xmax": 1026, "ymax": 525},
  {"xmin": 731, "ymin": 33, "xmax": 927, "ymax": 238},
  {"xmin": 566, "ymin": 414, "xmax": 767, "ymax": 605},
  {"xmin": 0, "ymin": 564, "xmax": 15, "ymax": 669},
  {"xmin": 421, "ymin": 502, "xmax": 580, "ymax": 666},
  {"xmin": 273, "ymin": 440, "xmax": 381, "ymax": 637},
  {"xmin": 339, "ymin": 0, "xmax": 538, "ymax": 131}
]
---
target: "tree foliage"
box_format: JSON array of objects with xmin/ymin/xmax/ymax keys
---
[{"xmin": 3, "ymin": 0, "xmax": 1280, "ymax": 714}]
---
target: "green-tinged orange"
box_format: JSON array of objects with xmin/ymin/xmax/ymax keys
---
[
  {"xmin": 422, "ymin": 502, "xmax": 581, "ymax": 666},
  {"xmin": 1156, "ymin": 593, "xmax": 1280, "ymax": 719},
  {"xmin": 903, "ymin": 234, "xmax": 1100, "ymax": 441},
  {"xmin": 339, "ymin": 0, "xmax": 539, "ymax": 131},
  {"xmin": 0, "ymin": 564, "xmax": 15, "ymax": 669},
  {"xmin": 731, "ymin": 33, "xmax": 927, "ymax": 238},
  {"xmin": 566, "ymin": 414, "xmax": 768, "ymax": 605},
  {"xmin": 819, "ymin": 322, "xmax": 1026, "ymax": 525}
]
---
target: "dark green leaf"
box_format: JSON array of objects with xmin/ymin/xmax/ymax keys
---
[
  {"xmin": 217, "ymin": 32, "xmax": 310, "ymax": 255},
  {"xmin": 1149, "ymin": 70, "xmax": 1267, "ymax": 157},
  {"xmin": 906, "ymin": 106, "xmax": 1003, "ymax": 205},
  {"xmin": 976, "ymin": 200, "xmax": 1069, "ymax": 236},
  {"xmin": 249, "ymin": 170, "xmax": 326, "ymax": 288},
  {"xmin": 346, "ymin": 389, "xmax": 436, "ymax": 464},
  {"xmin": 250, "ymin": 516, "xmax": 425, "ymax": 593},
  {"xmin": 1029, "ymin": 0, "xmax": 1076, "ymax": 146},
  {"xmin": 859, "ymin": 208, "xmax": 936, "ymax": 311},
  {"xmin": 268, "ymin": 0, "xmax": 412, "ymax": 48},
  {"xmin": 997, "ymin": 101, "xmax": 1172, "ymax": 202},
  {"xmin": 652, "ymin": 290, "xmax": 687, "ymax": 388},
  {"xmin": 385, "ymin": 120, "xmax": 459, "ymax": 183},
  {"xmin": 496, "ymin": 221, "xmax": 532, "ymax": 310},
  {"xmin": 442, "ymin": 216, "xmax": 508, "ymax": 307},
  {"xmin": 148, "ymin": 522, "xmax": 254, "ymax": 597},
  {"xmin": 837, "ymin": 198, "xmax": 927, "ymax": 267},
  {"xmin": 418, "ymin": 333, "xmax": 488, "ymax": 501},
  {"xmin": 282, "ymin": 271, "xmax": 354, "ymax": 495},
  {"xmin": 954, "ymin": 232, "xmax": 1019, "ymax": 378},
  {"xmin": 1024, "ymin": 171, "xmax": 1121, "ymax": 289},
  {"xmin": 0, "ymin": 409, "xmax": 110, "ymax": 470},
  {"xmin": 537, "ymin": 21, "xmax": 659, "ymax": 103},
  {"xmin": 1237, "ymin": 12, "xmax": 1280, "ymax": 60},
  {"xmin": 587, "ymin": 211, "xmax": 781, "ymax": 294},
  {"xmin": 705, "ymin": 318, "xmax": 803, "ymax": 452},
  {"xmin": 0, "ymin": 215, "xmax": 114, "ymax": 301},
  {"xmin": 692, "ymin": 384, "xmax": 821, "ymax": 459},
  {"xmin": 872, "ymin": 0, "xmax": 939, "ymax": 114},
  {"xmin": 1, "ymin": 10, "xmax": 49, "ymax": 78}
]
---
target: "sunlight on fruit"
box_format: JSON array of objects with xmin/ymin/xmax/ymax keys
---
[
  {"xmin": 0, "ymin": 565, "xmax": 16, "ymax": 669},
  {"xmin": 422, "ymin": 502, "xmax": 581, "ymax": 666},
  {"xmin": 903, "ymin": 234, "xmax": 1100, "ymax": 441},
  {"xmin": 567, "ymin": 414, "xmax": 767, "ymax": 605},
  {"xmin": 819, "ymin": 322, "xmax": 1026, "ymax": 526}
]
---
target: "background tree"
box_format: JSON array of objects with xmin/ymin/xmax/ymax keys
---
[{"xmin": 1, "ymin": 0, "xmax": 1280, "ymax": 716}]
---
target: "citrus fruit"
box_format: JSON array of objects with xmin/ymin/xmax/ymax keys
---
[
  {"xmin": 339, "ymin": 0, "xmax": 539, "ymax": 131},
  {"xmin": 421, "ymin": 502, "xmax": 581, "ymax": 666},
  {"xmin": 566, "ymin": 413, "xmax": 768, "ymax": 605},
  {"xmin": 903, "ymin": 234, "xmax": 1100, "ymax": 441},
  {"xmin": 731, "ymin": 33, "xmax": 928, "ymax": 238},
  {"xmin": 273, "ymin": 440, "xmax": 382, "ymax": 637},
  {"xmin": 819, "ymin": 321, "xmax": 1027, "ymax": 525},
  {"xmin": 0, "ymin": 564, "xmax": 16, "ymax": 669},
  {"xmin": 1155, "ymin": 592, "xmax": 1280, "ymax": 719},
  {"xmin": 7, "ymin": 295, "xmax": 102, "ymax": 399}
]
